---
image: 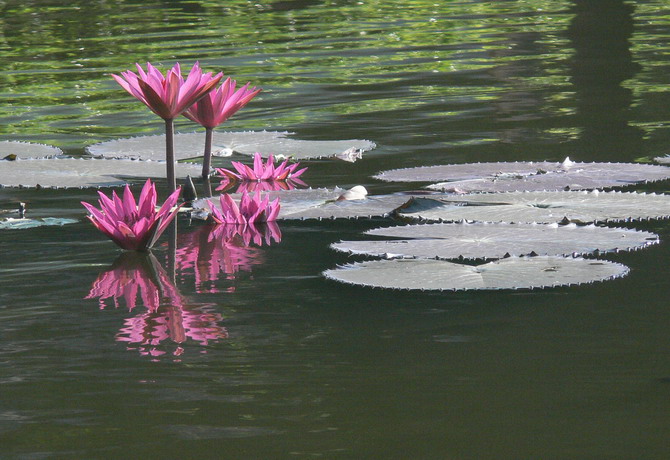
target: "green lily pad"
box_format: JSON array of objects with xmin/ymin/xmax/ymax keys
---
[
  {"xmin": 0, "ymin": 217, "xmax": 78, "ymax": 229},
  {"xmin": 397, "ymin": 190, "xmax": 670, "ymax": 224},
  {"xmin": 86, "ymin": 131, "xmax": 376, "ymax": 162},
  {"xmin": 0, "ymin": 158, "xmax": 202, "ymax": 188},
  {"xmin": 0, "ymin": 140, "xmax": 63, "ymax": 159},
  {"xmin": 331, "ymin": 222, "xmax": 658, "ymax": 260},
  {"xmin": 192, "ymin": 188, "xmax": 412, "ymax": 221},
  {"xmin": 374, "ymin": 159, "xmax": 670, "ymax": 193},
  {"xmin": 323, "ymin": 256, "xmax": 629, "ymax": 291}
]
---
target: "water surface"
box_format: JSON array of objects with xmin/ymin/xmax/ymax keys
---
[{"xmin": 2, "ymin": 1, "xmax": 670, "ymax": 458}]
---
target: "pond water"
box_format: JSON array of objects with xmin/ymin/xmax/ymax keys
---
[{"xmin": 2, "ymin": 0, "xmax": 670, "ymax": 457}]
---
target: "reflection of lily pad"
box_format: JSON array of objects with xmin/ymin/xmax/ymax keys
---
[
  {"xmin": 0, "ymin": 217, "xmax": 78, "ymax": 229},
  {"xmin": 0, "ymin": 158, "xmax": 202, "ymax": 188},
  {"xmin": 0, "ymin": 140, "xmax": 63, "ymax": 159},
  {"xmin": 375, "ymin": 160, "xmax": 670, "ymax": 193},
  {"xmin": 87, "ymin": 131, "xmax": 376, "ymax": 161},
  {"xmin": 397, "ymin": 191, "xmax": 670, "ymax": 224},
  {"xmin": 192, "ymin": 188, "xmax": 412, "ymax": 220},
  {"xmin": 332, "ymin": 222, "xmax": 658, "ymax": 260},
  {"xmin": 323, "ymin": 256, "xmax": 629, "ymax": 291}
]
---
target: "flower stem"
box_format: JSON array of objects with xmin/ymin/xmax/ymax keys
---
[
  {"xmin": 203, "ymin": 176, "xmax": 213, "ymax": 198},
  {"xmin": 166, "ymin": 218, "xmax": 177, "ymax": 284},
  {"xmin": 202, "ymin": 126, "xmax": 214, "ymax": 179},
  {"xmin": 165, "ymin": 118, "xmax": 176, "ymax": 193}
]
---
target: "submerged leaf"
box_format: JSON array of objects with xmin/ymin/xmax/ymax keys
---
[
  {"xmin": 0, "ymin": 158, "xmax": 202, "ymax": 188},
  {"xmin": 375, "ymin": 160, "xmax": 670, "ymax": 193},
  {"xmin": 397, "ymin": 190, "xmax": 670, "ymax": 224},
  {"xmin": 323, "ymin": 256, "xmax": 629, "ymax": 291},
  {"xmin": 87, "ymin": 131, "xmax": 376, "ymax": 161},
  {"xmin": 332, "ymin": 222, "xmax": 658, "ymax": 259},
  {"xmin": 0, "ymin": 140, "xmax": 63, "ymax": 159},
  {"xmin": 193, "ymin": 188, "xmax": 412, "ymax": 220},
  {"xmin": 0, "ymin": 217, "xmax": 78, "ymax": 230}
]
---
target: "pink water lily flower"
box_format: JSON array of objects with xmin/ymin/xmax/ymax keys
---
[
  {"xmin": 216, "ymin": 153, "xmax": 307, "ymax": 182},
  {"xmin": 81, "ymin": 179, "xmax": 182, "ymax": 251},
  {"xmin": 112, "ymin": 62, "xmax": 222, "ymax": 191},
  {"xmin": 208, "ymin": 192, "xmax": 280, "ymax": 225},
  {"xmin": 182, "ymin": 77, "xmax": 261, "ymax": 178},
  {"xmin": 184, "ymin": 77, "xmax": 261, "ymax": 129},
  {"xmin": 112, "ymin": 62, "xmax": 222, "ymax": 121}
]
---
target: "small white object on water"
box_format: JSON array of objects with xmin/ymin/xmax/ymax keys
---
[{"xmin": 337, "ymin": 185, "xmax": 368, "ymax": 201}]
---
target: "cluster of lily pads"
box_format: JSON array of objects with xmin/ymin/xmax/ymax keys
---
[
  {"xmin": 321, "ymin": 158, "xmax": 670, "ymax": 291},
  {"xmin": 3, "ymin": 61, "xmax": 670, "ymax": 294}
]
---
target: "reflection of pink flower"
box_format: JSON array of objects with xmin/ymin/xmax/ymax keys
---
[
  {"xmin": 112, "ymin": 62, "xmax": 222, "ymax": 121},
  {"xmin": 183, "ymin": 77, "xmax": 260, "ymax": 129},
  {"xmin": 215, "ymin": 177, "xmax": 307, "ymax": 194},
  {"xmin": 81, "ymin": 179, "xmax": 182, "ymax": 251},
  {"xmin": 170, "ymin": 223, "xmax": 280, "ymax": 293},
  {"xmin": 208, "ymin": 192, "xmax": 280, "ymax": 225},
  {"xmin": 86, "ymin": 252, "xmax": 228, "ymax": 356},
  {"xmin": 116, "ymin": 303, "xmax": 227, "ymax": 357},
  {"xmin": 216, "ymin": 153, "xmax": 307, "ymax": 182}
]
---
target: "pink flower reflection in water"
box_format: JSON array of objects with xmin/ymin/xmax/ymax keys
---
[
  {"xmin": 170, "ymin": 222, "xmax": 281, "ymax": 294},
  {"xmin": 215, "ymin": 176, "xmax": 307, "ymax": 194},
  {"xmin": 86, "ymin": 252, "xmax": 227, "ymax": 357}
]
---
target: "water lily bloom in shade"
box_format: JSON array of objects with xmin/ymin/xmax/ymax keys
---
[
  {"xmin": 208, "ymin": 192, "xmax": 280, "ymax": 225},
  {"xmin": 81, "ymin": 179, "xmax": 182, "ymax": 251},
  {"xmin": 216, "ymin": 153, "xmax": 307, "ymax": 182},
  {"xmin": 112, "ymin": 62, "xmax": 222, "ymax": 191},
  {"xmin": 183, "ymin": 77, "xmax": 261, "ymax": 178}
]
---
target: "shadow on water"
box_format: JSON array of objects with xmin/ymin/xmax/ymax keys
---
[{"xmin": 566, "ymin": 0, "xmax": 644, "ymax": 160}]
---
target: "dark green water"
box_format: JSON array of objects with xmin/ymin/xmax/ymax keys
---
[{"xmin": 2, "ymin": 0, "xmax": 670, "ymax": 458}]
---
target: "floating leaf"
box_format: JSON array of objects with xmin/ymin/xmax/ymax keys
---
[
  {"xmin": 0, "ymin": 140, "xmax": 63, "ymax": 159},
  {"xmin": 374, "ymin": 160, "xmax": 670, "ymax": 193},
  {"xmin": 331, "ymin": 222, "xmax": 658, "ymax": 260},
  {"xmin": 323, "ymin": 256, "xmax": 629, "ymax": 291},
  {"xmin": 0, "ymin": 217, "xmax": 78, "ymax": 230},
  {"xmin": 192, "ymin": 188, "xmax": 412, "ymax": 221},
  {"xmin": 87, "ymin": 131, "xmax": 376, "ymax": 162},
  {"xmin": 193, "ymin": 188, "xmax": 410, "ymax": 220},
  {"xmin": 397, "ymin": 190, "xmax": 670, "ymax": 224},
  {"xmin": 0, "ymin": 158, "xmax": 202, "ymax": 188}
]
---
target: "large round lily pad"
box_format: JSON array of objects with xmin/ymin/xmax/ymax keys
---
[
  {"xmin": 0, "ymin": 140, "xmax": 63, "ymax": 159},
  {"xmin": 323, "ymin": 256, "xmax": 629, "ymax": 291},
  {"xmin": 374, "ymin": 160, "xmax": 670, "ymax": 193},
  {"xmin": 331, "ymin": 222, "xmax": 658, "ymax": 259},
  {"xmin": 192, "ymin": 188, "xmax": 412, "ymax": 221},
  {"xmin": 397, "ymin": 190, "xmax": 670, "ymax": 224},
  {"xmin": 86, "ymin": 131, "xmax": 376, "ymax": 162},
  {"xmin": 0, "ymin": 158, "xmax": 202, "ymax": 188}
]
